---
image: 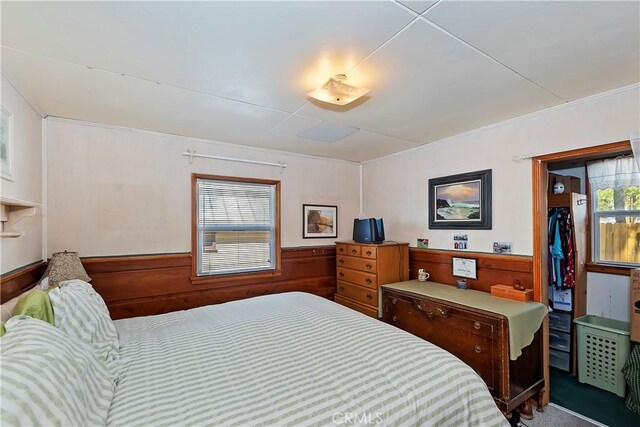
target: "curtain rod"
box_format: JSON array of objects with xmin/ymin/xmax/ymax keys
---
[{"xmin": 182, "ymin": 149, "xmax": 287, "ymax": 171}]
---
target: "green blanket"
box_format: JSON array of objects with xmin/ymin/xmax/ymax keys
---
[{"xmin": 12, "ymin": 290, "xmax": 55, "ymax": 326}]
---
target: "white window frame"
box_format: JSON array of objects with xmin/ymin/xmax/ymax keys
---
[
  {"xmin": 192, "ymin": 174, "xmax": 281, "ymax": 281},
  {"xmin": 591, "ymin": 187, "xmax": 640, "ymax": 268}
]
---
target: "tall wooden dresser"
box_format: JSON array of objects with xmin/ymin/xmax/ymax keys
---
[{"xmin": 334, "ymin": 241, "xmax": 409, "ymax": 317}]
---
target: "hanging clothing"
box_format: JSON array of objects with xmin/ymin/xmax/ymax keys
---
[{"xmin": 548, "ymin": 207, "xmax": 575, "ymax": 289}]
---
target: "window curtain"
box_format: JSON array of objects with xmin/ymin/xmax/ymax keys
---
[
  {"xmin": 631, "ymin": 132, "xmax": 640, "ymax": 169},
  {"xmin": 587, "ymin": 156, "xmax": 640, "ymax": 191}
]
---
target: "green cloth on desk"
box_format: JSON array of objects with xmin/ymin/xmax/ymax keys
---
[{"xmin": 382, "ymin": 280, "xmax": 547, "ymax": 360}]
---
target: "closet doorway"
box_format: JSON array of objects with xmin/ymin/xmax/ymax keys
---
[{"xmin": 531, "ymin": 139, "xmax": 632, "ymax": 407}]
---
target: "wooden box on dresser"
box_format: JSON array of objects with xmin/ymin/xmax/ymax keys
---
[
  {"xmin": 381, "ymin": 286, "xmax": 544, "ymax": 416},
  {"xmin": 334, "ymin": 241, "xmax": 409, "ymax": 318}
]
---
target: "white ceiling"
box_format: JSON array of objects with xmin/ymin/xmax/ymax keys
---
[{"xmin": 2, "ymin": 1, "xmax": 639, "ymax": 162}]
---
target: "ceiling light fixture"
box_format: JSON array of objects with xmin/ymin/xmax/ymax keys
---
[{"xmin": 307, "ymin": 74, "xmax": 370, "ymax": 106}]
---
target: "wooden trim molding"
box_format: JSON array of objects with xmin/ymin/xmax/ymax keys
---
[
  {"xmin": 1, "ymin": 261, "xmax": 47, "ymax": 302},
  {"xmin": 530, "ymin": 139, "xmax": 631, "ymax": 407},
  {"xmin": 585, "ymin": 263, "xmax": 633, "ymax": 276},
  {"xmin": 534, "ymin": 140, "xmax": 631, "ymax": 162}
]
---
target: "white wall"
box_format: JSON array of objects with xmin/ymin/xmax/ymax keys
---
[
  {"xmin": 586, "ymin": 272, "xmax": 630, "ymax": 322},
  {"xmin": 363, "ymin": 85, "xmax": 640, "ymax": 255},
  {"xmin": 45, "ymin": 118, "xmax": 360, "ymax": 257},
  {"xmin": 0, "ymin": 75, "xmax": 43, "ymax": 274}
]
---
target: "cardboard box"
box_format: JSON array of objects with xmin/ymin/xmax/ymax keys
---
[
  {"xmin": 631, "ymin": 269, "xmax": 640, "ymax": 343},
  {"xmin": 548, "ymin": 173, "xmax": 581, "ymax": 194},
  {"xmin": 491, "ymin": 284, "xmax": 533, "ymax": 302}
]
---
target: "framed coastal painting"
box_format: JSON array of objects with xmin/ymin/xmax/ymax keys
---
[
  {"xmin": 1, "ymin": 106, "xmax": 14, "ymax": 181},
  {"xmin": 303, "ymin": 204, "xmax": 337, "ymax": 238},
  {"xmin": 428, "ymin": 169, "xmax": 492, "ymax": 229}
]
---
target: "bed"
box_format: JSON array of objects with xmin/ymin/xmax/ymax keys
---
[
  {"xmin": 1, "ymin": 284, "xmax": 507, "ymax": 426},
  {"xmin": 107, "ymin": 292, "xmax": 507, "ymax": 426}
]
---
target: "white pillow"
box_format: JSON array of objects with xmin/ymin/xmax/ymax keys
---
[
  {"xmin": 48, "ymin": 280, "xmax": 125, "ymax": 377},
  {"xmin": 0, "ymin": 316, "xmax": 115, "ymax": 427}
]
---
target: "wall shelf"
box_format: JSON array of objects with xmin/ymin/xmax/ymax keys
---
[{"xmin": 0, "ymin": 196, "xmax": 41, "ymax": 239}]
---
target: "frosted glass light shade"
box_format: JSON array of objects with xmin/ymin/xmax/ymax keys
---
[{"xmin": 307, "ymin": 74, "xmax": 370, "ymax": 106}]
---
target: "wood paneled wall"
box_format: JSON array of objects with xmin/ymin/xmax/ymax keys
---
[
  {"xmin": 83, "ymin": 246, "xmax": 336, "ymax": 319},
  {"xmin": 409, "ymin": 248, "xmax": 533, "ymax": 293},
  {"xmin": 0, "ymin": 261, "xmax": 47, "ymax": 302},
  {"xmin": 2, "ymin": 247, "xmax": 532, "ymax": 318}
]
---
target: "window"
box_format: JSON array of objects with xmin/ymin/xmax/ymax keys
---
[
  {"xmin": 192, "ymin": 174, "xmax": 280, "ymax": 279},
  {"xmin": 588, "ymin": 157, "xmax": 640, "ymax": 267}
]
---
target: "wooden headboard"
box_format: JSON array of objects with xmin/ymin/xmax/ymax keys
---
[{"xmin": 0, "ymin": 261, "xmax": 46, "ymax": 302}]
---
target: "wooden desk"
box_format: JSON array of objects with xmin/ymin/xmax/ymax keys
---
[{"xmin": 381, "ymin": 281, "xmax": 545, "ymax": 417}]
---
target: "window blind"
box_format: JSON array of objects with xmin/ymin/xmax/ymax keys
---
[{"xmin": 196, "ymin": 178, "xmax": 276, "ymax": 276}]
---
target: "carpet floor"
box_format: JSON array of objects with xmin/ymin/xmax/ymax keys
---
[
  {"xmin": 521, "ymin": 403, "xmax": 602, "ymax": 427},
  {"xmin": 550, "ymin": 368, "xmax": 639, "ymax": 427}
]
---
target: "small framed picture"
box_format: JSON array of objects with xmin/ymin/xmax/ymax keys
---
[
  {"xmin": 303, "ymin": 204, "xmax": 337, "ymax": 239},
  {"xmin": 452, "ymin": 257, "xmax": 477, "ymax": 280},
  {"xmin": 493, "ymin": 242, "xmax": 512, "ymax": 254},
  {"xmin": 1, "ymin": 105, "xmax": 14, "ymax": 181},
  {"xmin": 417, "ymin": 238, "xmax": 429, "ymax": 248}
]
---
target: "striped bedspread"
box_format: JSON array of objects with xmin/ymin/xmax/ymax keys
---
[{"xmin": 108, "ymin": 292, "xmax": 507, "ymax": 427}]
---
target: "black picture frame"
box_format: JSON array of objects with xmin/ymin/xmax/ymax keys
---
[
  {"xmin": 428, "ymin": 169, "xmax": 492, "ymax": 230},
  {"xmin": 303, "ymin": 204, "xmax": 338, "ymax": 239}
]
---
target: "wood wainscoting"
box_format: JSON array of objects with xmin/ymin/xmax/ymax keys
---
[
  {"xmin": 83, "ymin": 246, "xmax": 336, "ymax": 319},
  {"xmin": 409, "ymin": 248, "xmax": 533, "ymax": 293},
  {"xmin": 1, "ymin": 261, "xmax": 47, "ymax": 302}
]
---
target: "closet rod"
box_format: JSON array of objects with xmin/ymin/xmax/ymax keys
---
[{"xmin": 182, "ymin": 149, "xmax": 287, "ymax": 170}]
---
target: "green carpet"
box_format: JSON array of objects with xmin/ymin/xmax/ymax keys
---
[{"xmin": 550, "ymin": 368, "xmax": 639, "ymax": 426}]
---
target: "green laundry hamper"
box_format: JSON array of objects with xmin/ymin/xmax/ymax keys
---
[{"xmin": 574, "ymin": 315, "xmax": 631, "ymax": 397}]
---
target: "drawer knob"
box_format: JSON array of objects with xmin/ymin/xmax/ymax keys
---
[
  {"xmin": 366, "ymin": 250, "xmax": 372, "ymax": 256},
  {"xmin": 366, "ymin": 293, "xmax": 373, "ymax": 301},
  {"xmin": 365, "ymin": 278, "xmax": 372, "ymax": 284},
  {"xmin": 392, "ymin": 298, "xmax": 397, "ymax": 305},
  {"xmin": 339, "ymin": 247, "xmax": 344, "ymax": 253},
  {"xmin": 392, "ymin": 316, "xmax": 397, "ymax": 322},
  {"xmin": 338, "ymin": 272, "xmax": 344, "ymax": 277},
  {"xmin": 351, "ymin": 249, "xmax": 357, "ymax": 254},
  {"xmin": 436, "ymin": 307, "xmax": 449, "ymax": 317},
  {"xmin": 339, "ymin": 259, "xmax": 344, "ymax": 265},
  {"xmin": 474, "ymin": 345, "xmax": 482, "ymax": 353},
  {"xmin": 366, "ymin": 263, "xmax": 373, "ymax": 270},
  {"xmin": 415, "ymin": 302, "xmax": 433, "ymax": 318},
  {"xmin": 474, "ymin": 321, "xmax": 481, "ymax": 330},
  {"xmin": 339, "ymin": 286, "xmax": 345, "ymax": 292}
]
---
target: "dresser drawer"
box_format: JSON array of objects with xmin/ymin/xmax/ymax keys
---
[
  {"xmin": 549, "ymin": 330, "xmax": 571, "ymax": 352},
  {"xmin": 337, "ymin": 244, "xmax": 361, "ymax": 257},
  {"xmin": 337, "ymin": 267, "xmax": 377, "ymax": 289},
  {"xmin": 337, "ymin": 281, "xmax": 377, "ymax": 307},
  {"xmin": 549, "ymin": 311, "xmax": 572, "ymax": 333},
  {"xmin": 361, "ymin": 246, "xmax": 377, "ymax": 259},
  {"xmin": 337, "ymin": 255, "xmax": 377, "ymax": 273},
  {"xmin": 407, "ymin": 297, "xmax": 495, "ymax": 339},
  {"xmin": 550, "ymin": 348, "xmax": 570, "ymax": 371},
  {"xmin": 382, "ymin": 290, "xmax": 500, "ymax": 392}
]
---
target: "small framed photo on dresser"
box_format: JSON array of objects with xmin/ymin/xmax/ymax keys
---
[
  {"xmin": 303, "ymin": 204, "xmax": 337, "ymax": 238},
  {"xmin": 452, "ymin": 257, "xmax": 477, "ymax": 280}
]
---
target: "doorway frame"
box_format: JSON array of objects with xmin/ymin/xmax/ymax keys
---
[{"xmin": 531, "ymin": 140, "xmax": 631, "ymax": 405}]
